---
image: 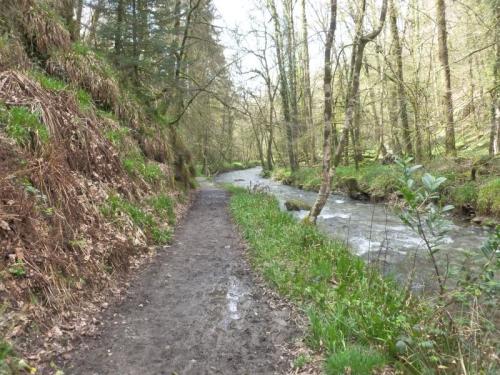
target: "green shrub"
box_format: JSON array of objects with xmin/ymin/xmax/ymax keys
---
[
  {"xmin": 325, "ymin": 346, "xmax": 387, "ymax": 375},
  {"xmin": 477, "ymin": 178, "xmax": 500, "ymax": 216},
  {"xmin": 1, "ymin": 106, "xmax": 49, "ymax": 148}
]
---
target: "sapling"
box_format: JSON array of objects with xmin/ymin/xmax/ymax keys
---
[{"xmin": 396, "ymin": 157, "xmax": 454, "ymax": 295}]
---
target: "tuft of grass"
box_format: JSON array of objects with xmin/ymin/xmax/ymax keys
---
[
  {"xmin": 29, "ymin": 69, "xmax": 66, "ymax": 91},
  {"xmin": 76, "ymin": 88, "xmax": 93, "ymax": 111},
  {"xmin": 101, "ymin": 194, "xmax": 171, "ymax": 245},
  {"xmin": 451, "ymin": 182, "xmax": 478, "ymax": 207},
  {"xmin": 7, "ymin": 261, "xmax": 26, "ymax": 278},
  {"xmin": 148, "ymin": 194, "xmax": 176, "ymax": 225},
  {"xmin": 293, "ymin": 353, "xmax": 312, "ymax": 369},
  {"xmin": 325, "ymin": 345, "xmax": 387, "ymax": 375},
  {"xmin": 122, "ymin": 152, "xmax": 163, "ymax": 183},
  {"xmin": 1, "ymin": 106, "xmax": 49, "ymax": 148},
  {"xmin": 477, "ymin": 178, "xmax": 500, "ymax": 216},
  {"xmin": 105, "ymin": 126, "xmax": 129, "ymax": 146}
]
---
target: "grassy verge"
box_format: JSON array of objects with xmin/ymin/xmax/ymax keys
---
[
  {"xmin": 228, "ymin": 186, "xmax": 497, "ymax": 374},
  {"xmin": 272, "ymin": 158, "xmax": 500, "ymax": 219}
]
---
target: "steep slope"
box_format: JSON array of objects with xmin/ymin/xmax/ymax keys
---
[{"xmin": 0, "ymin": 0, "xmax": 194, "ymax": 371}]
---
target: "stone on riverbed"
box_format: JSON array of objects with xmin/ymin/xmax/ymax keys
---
[{"xmin": 285, "ymin": 199, "xmax": 312, "ymax": 211}]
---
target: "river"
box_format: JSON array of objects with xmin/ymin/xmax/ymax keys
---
[{"xmin": 216, "ymin": 167, "xmax": 492, "ymax": 292}]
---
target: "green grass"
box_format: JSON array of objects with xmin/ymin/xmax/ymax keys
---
[
  {"xmin": 228, "ymin": 187, "xmax": 421, "ymax": 372},
  {"xmin": 272, "ymin": 164, "xmax": 399, "ymax": 195},
  {"xmin": 272, "ymin": 161, "xmax": 500, "ymax": 219},
  {"xmin": 477, "ymin": 178, "xmax": 500, "ymax": 216},
  {"xmin": 29, "ymin": 69, "xmax": 93, "ymax": 113},
  {"xmin": 29, "ymin": 69, "xmax": 67, "ymax": 91},
  {"xmin": 227, "ymin": 187, "xmax": 497, "ymax": 373},
  {"xmin": 101, "ymin": 194, "xmax": 171, "ymax": 245},
  {"xmin": 76, "ymin": 88, "xmax": 93, "ymax": 111},
  {"xmin": 450, "ymin": 182, "xmax": 478, "ymax": 207},
  {"xmin": 148, "ymin": 194, "xmax": 176, "ymax": 225},
  {"xmin": 325, "ymin": 345, "xmax": 387, "ymax": 375},
  {"xmin": 0, "ymin": 105, "xmax": 49, "ymax": 148},
  {"xmin": 122, "ymin": 152, "xmax": 163, "ymax": 183},
  {"xmin": 105, "ymin": 125, "xmax": 130, "ymax": 147}
]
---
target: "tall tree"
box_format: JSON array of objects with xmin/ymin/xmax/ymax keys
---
[
  {"xmin": 332, "ymin": 0, "xmax": 388, "ymax": 167},
  {"xmin": 308, "ymin": 0, "xmax": 337, "ymax": 223},
  {"xmin": 389, "ymin": 0, "xmax": 412, "ymax": 156},
  {"xmin": 301, "ymin": 0, "xmax": 315, "ymax": 164},
  {"xmin": 490, "ymin": 0, "xmax": 500, "ymax": 156},
  {"xmin": 268, "ymin": 0, "xmax": 298, "ymax": 171},
  {"xmin": 436, "ymin": 0, "xmax": 456, "ymax": 155}
]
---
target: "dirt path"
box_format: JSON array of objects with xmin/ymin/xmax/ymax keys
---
[{"xmin": 64, "ymin": 183, "xmax": 299, "ymax": 374}]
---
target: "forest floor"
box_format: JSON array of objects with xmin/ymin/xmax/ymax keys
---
[{"xmin": 59, "ymin": 179, "xmax": 301, "ymax": 375}]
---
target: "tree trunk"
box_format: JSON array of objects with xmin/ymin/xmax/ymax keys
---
[
  {"xmin": 333, "ymin": 0, "xmax": 388, "ymax": 168},
  {"xmin": 308, "ymin": 0, "xmax": 337, "ymax": 223},
  {"xmin": 301, "ymin": 0, "xmax": 316, "ymax": 164},
  {"xmin": 268, "ymin": 0, "xmax": 298, "ymax": 171},
  {"xmin": 115, "ymin": 0, "xmax": 125, "ymax": 59},
  {"xmin": 436, "ymin": 0, "xmax": 456, "ymax": 156},
  {"xmin": 285, "ymin": 0, "xmax": 300, "ymax": 166},
  {"xmin": 75, "ymin": 0, "xmax": 83, "ymax": 40},
  {"xmin": 88, "ymin": 0, "xmax": 104, "ymax": 47},
  {"xmin": 490, "ymin": 0, "xmax": 500, "ymax": 156},
  {"xmin": 389, "ymin": 0, "xmax": 412, "ymax": 156}
]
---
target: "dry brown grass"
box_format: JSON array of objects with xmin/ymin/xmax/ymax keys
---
[
  {"xmin": 18, "ymin": 0, "xmax": 71, "ymax": 57},
  {"xmin": 47, "ymin": 50, "xmax": 120, "ymax": 111},
  {"xmin": 0, "ymin": 37, "xmax": 31, "ymax": 72},
  {"xmin": 0, "ymin": 71, "xmax": 155, "ymax": 338}
]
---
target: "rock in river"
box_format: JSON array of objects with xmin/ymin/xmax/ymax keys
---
[{"xmin": 285, "ymin": 199, "xmax": 312, "ymax": 211}]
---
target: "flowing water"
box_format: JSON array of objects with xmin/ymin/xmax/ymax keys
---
[{"xmin": 216, "ymin": 167, "xmax": 491, "ymax": 292}]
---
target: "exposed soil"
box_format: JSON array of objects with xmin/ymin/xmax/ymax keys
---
[{"xmin": 62, "ymin": 183, "xmax": 300, "ymax": 374}]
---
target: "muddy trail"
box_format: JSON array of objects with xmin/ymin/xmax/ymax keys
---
[{"xmin": 62, "ymin": 183, "xmax": 299, "ymax": 374}]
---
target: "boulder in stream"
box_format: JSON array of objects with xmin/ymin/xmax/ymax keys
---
[
  {"xmin": 285, "ymin": 199, "xmax": 312, "ymax": 211},
  {"xmin": 343, "ymin": 178, "xmax": 370, "ymax": 201}
]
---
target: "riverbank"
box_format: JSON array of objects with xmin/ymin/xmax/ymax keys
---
[
  {"xmin": 271, "ymin": 157, "xmax": 500, "ymax": 225},
  {"xmin": 228, "ymin": 186, "xmax": 498, "ymax": 374}
]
